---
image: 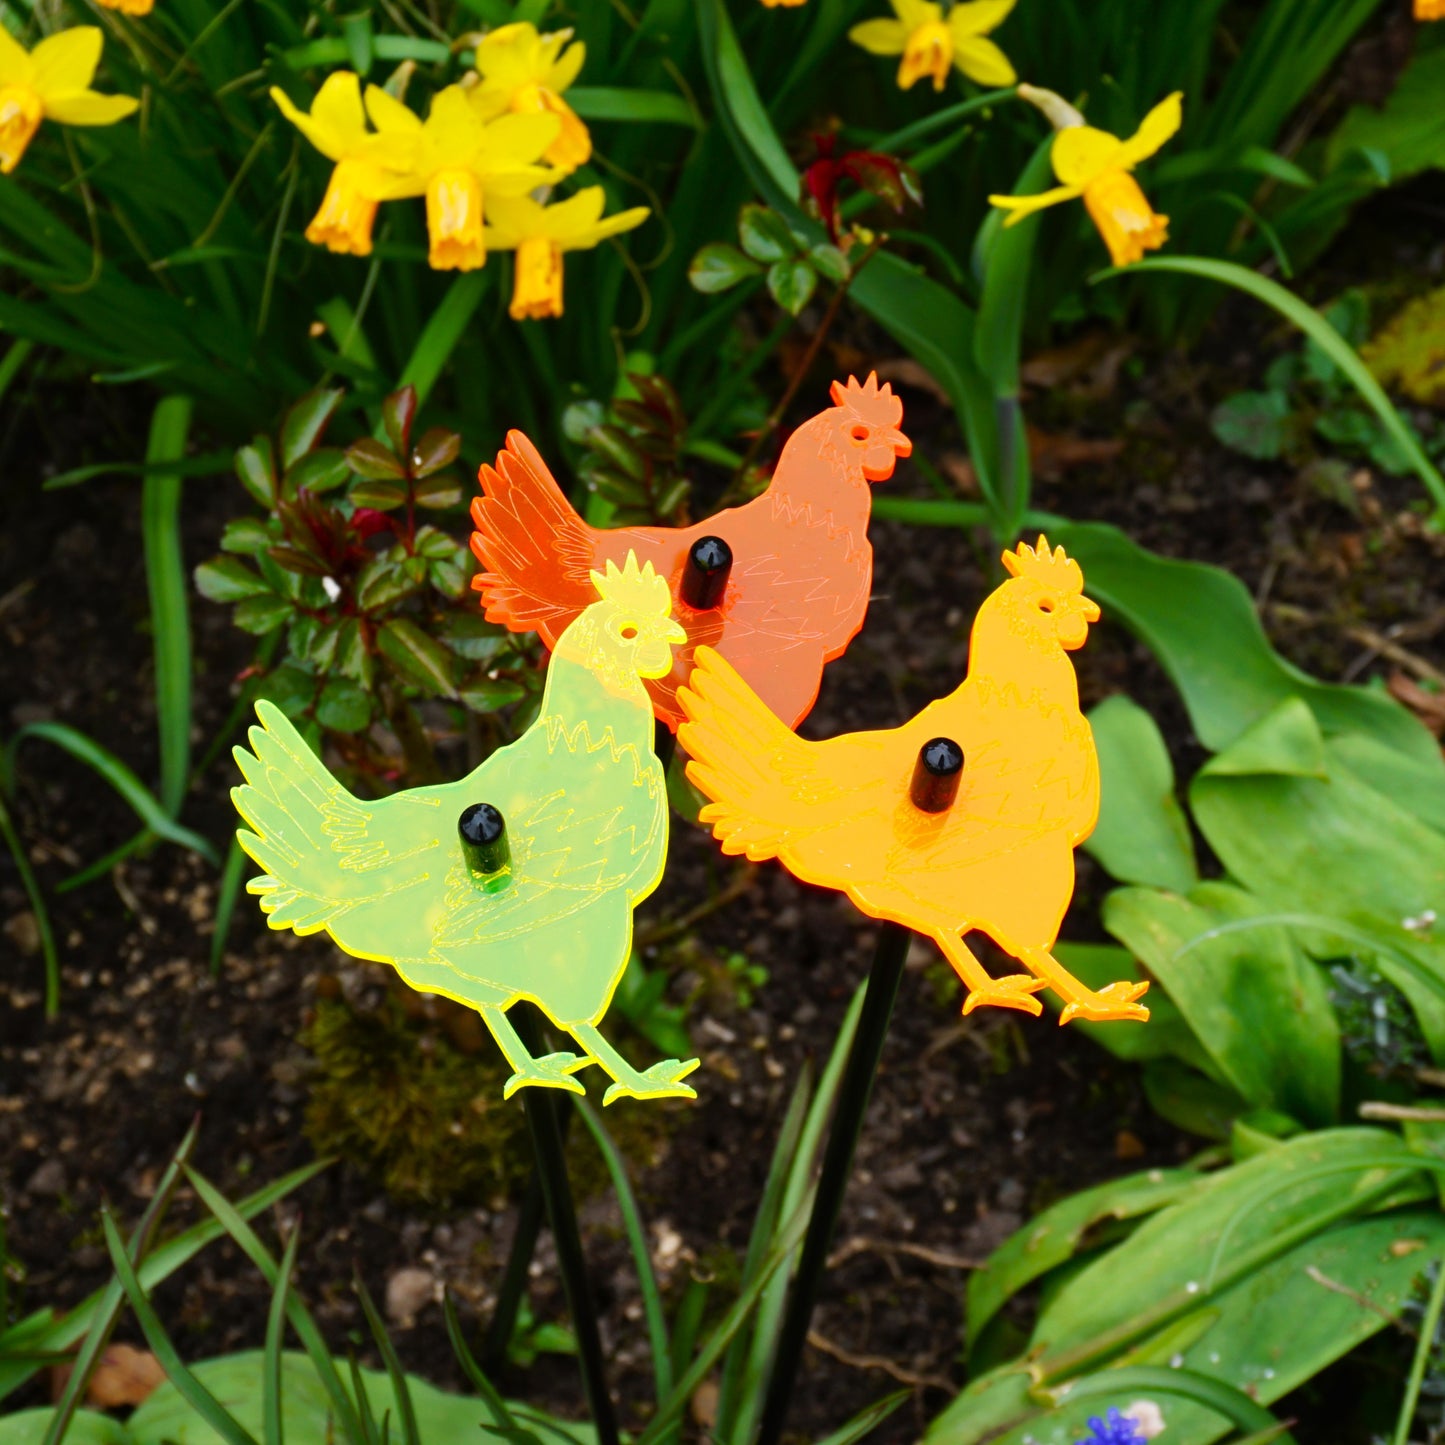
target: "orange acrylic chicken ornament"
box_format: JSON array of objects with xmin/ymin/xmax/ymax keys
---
[
  {"xmin": 470, "ymin": 374, "xmax": 911, "ymax": 732},
  {"xmin": 678, "ymin": 537, "xmax": 1150, "ymax": 1025}
]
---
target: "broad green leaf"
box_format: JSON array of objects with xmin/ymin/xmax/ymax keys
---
[
  {"xmin": 411, "ymin": 427, "xmax": 460, "ymax": 477},
  {"xmin": 1190, "ymin": 699, "xmax": 1445, "ymax": 1058},
  {"xmin": 1328, "ymin": 733, "xmax": 1445, "ymax": 834},
  {"xmin": 348, "ymin": 478, "xmax": 408, "ymax": 511},
  {"xmin": 1104, "ymin": 880, "xmax": 1340, "ymax": 1126},
  {"xmin": 377, "ymin": 620, "xmax": 458, "ymax": 697},
  {"xmin": 688, "ymin": 242, "xmax": 762, "ymax": 294},
  {"xmin": 220, "ymin": 518, "xmax": 272, "ymax": 555},
  {"xmin": 195, "ymin": 557, "xmax": 271, "ymax": 605},
  {"xmin": 346, "ymin": 438, "xmax": 405, "ymax": 481},
  {"xmin": 0, "ymin": 1411, "xmax": 130, "ymax": 1445},
  {"xmin": 766, "ymin": 258, "xmax": 816, "ymax": 316},
  {"xmin": 233, "ymin": 594, "xmax": 292, "ymax": 636},
  {"xmin": 279, "ymin": 390, "xmax": 343, "ymax": 471},
  {"xmin": 738, "ymin": 204, "xmax": 797, "ymax": 264},
  {"xmin": 460, "ymin": 679, "xmax": 526, "ymax": 712},
  {"xmin": 382, "ymin": 388, "xmax": 416, "ymax": 455},
  {"xmin": 1326, "ymin": 48, "xmax": 1445, "ymax": 184},
  {"xmin": 966, "ymin": 1165, "xmax": 1203, "ymax": 1353},
  {"xmin": 1210, "ymin": 389, "xmax": 1296, "ymax": 460},
  {"xmin": 315, "ymin": 679, "xmax": 371, "ymax": 733},
  {"xmin": 235, "ymin": 440, "xmax": 277, "ymax": 509},
  {"xmin": 567, "ymin": 87, "xmax": 699, "ymax": 127},
  {"xmin": 1085, "ymin": 695, "xmax": 1197, "ymax": 892},
  {"xmin": 1048, "ymin": 519, "xmax": 1442, "ymax": 764},
  {"xmin": 284, "ymin": 450, "xmax": 351, "ymax": 496},
  {"xmin": 1141, "ymin": 1058, "xmax": 1250, "ymax": 1142}
]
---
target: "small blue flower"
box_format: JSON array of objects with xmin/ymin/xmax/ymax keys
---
[{"xmin": 1074, "ymin": 1407, "xmax": 1146, "ymax": 1445}]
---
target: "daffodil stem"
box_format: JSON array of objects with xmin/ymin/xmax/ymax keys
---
[
  {"xmin": 512, "ymin": 1008, "xmax": 618, "ymax": 1445},
  {"xmin": 754, "ymin": 919, "xmax": 910, "ymax": 1445}
]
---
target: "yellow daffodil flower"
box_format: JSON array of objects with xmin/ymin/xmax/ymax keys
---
[
  {"xmin": 990, "ymin": 91, "xmax": 1182, "ymax": 267},
  {"xmin": 271, "ymin": 73, "xmax": 416, "ymax": 257},
  {"xmin": 849, "ymin": 0, "xmax": 1016, "ymax": 92},
  {"xmin": 0, "ymin": 25, "xmax": 137, "ymax": 175},
  {"xmin": 759, "ymin": 0, "xmax": 808, "ymax": 8},
  {"xmin": 482, "ymin": 188, "xmax": 648, "ymax": 319},
  {"xmin": 366, "ymin": 84, "xmax": 559, "ymax": 272},
  {"xmin": 95, "ymin": 0, "xmax": 154, "ymax": 15},
  {"xmin": 1416, "ymin": 0, "xmax": 1444, "ymax": 19},
  {"xmin": 472, "ymin": 22, "xmax": 590, "ymax": 172}
]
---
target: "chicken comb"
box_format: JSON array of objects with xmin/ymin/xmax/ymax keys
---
[
  {"xmin": 1001, "ymin": 534, "xmax": 1086, "ymax": 594},
  {"xmin": 589, "ymin": 553, "xmax": 671, "ymax": 614},
  {"xmin": 829, "ymin": 371, "xmax": 903, "ymax": 428}
]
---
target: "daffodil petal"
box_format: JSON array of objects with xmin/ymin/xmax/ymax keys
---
[
  {"xmin": 571, "ymin": 203, "xmax": 649, "ymax": 249},
  {"xmin": 548, "ymin": 38, "xmax": 585, "ymax": 93},
  {"xmin": 1051, "ymin": 125, "xmax": 1125, "ymax": 185},
  {"xmin": 1116, "ymin": 90, "xmax": 1183, "ymax": 168},
  {"xmin": 309, "ymin": 71, "xmax": 367, "ymax": 149},
  {"xmin": 481, "ymin": 109, "xmax": 560, "ymax": 166},
  {"xmin": 988, "ymin": 183, "xmax": 1083, "ymax": 223},
  {"xmin": 31, "ymin": 26, "xmax": 101, "ymax": 98},
  {"xmin": 947, "ymin": 0, "xmax": 1016, "ymax": 37},
  {"xmin": 0, "ymin": 26, "xmax": 33, "ymax": 87},
  {"xmin": 271, "ymin": 85, "xmax": 339, "ymax": 159},
  {"xmin": 952, "ymin": 34, "xmax": 1015, "ymax": 85},
  {"xmin": 848, "ymin": 18, "xmax": 909, "ymax": 55},
  {"xmin": 892, "ymin": 0, "xmax": 943, "ymax": 27},
  {"xmin": 364, "ymin": 84, "xmax": 423, "ymax": 136},
  {"xmin": 41, "ymin": 89, "xmax": 137, "ymax": 125}
]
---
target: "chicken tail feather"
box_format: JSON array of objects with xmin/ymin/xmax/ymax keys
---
[
  {"xmin": 231, "ymin": 700, "xmax": 370, "ymax": 936},
  {"xmin": 470, "ymin": 430, "xmax": 599, "ymax": 637},
  {"xmin": 678, "ymin": 646, "xmax": 809, "ymax": 862}
]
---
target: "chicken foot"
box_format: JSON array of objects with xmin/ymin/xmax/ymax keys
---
[
  {"xmin": 1013, "ymin": 945, "xmax": 1150, "ymax": 1024},
  {"xmin": 480, "ymin": 1004, "xmax": 590, "ymax": 1099},
  {"xmin": 569, "ymin": 1022, "xmax": 700, "ymax": 1106},
  {"xmin": 931, "ymin": 928, "xmax": 1047, "ymax": 1017}
]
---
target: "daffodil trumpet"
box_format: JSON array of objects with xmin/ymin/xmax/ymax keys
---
[
  {"xmin": 481, "ymin": 188, "xmax": 648, "ymax": 320},
  {"xmin": 0, "ymin": 25, "xmax": 137, "ymax": 175},
  {"xmin": 989, "ymin": 90, "xmax": 1182, "ymax": 268},
  {"xmin": 365, "ymin": 84, "xmax": 559, "ymax": 272},
  {"xmin": 271, "ymin": 72, "xmax": 416, "ymax": 257},
  {"xmin": 849, "ymin": 0, "xmax": 1017, "ymax": 91},
  {"xmin": 471, "ymin": 22, "xmax": 591, "ymax": 172}
]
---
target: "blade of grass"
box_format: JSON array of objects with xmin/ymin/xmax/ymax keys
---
[
  {"xmin": 101, "ymin": 1208, "xmax": 260, "ymax": 1445},
  {"xmin": 575, "ymin": 1097, "xmax": 672, "ymax": 1404},
  {"xmin": 0, "ymin": 337, "xmax": 34, "ymax": 407},
  {"xmin": 636, "ymin": 1198, "xmax": 812, "ymax": 1445},
  {"xmin": 754, "ymin": 923, "xmax": 911, "ymax": 1445},
  {"xmin": 396, "ymin": 272, "xmax": 492, "ymax": 410},
  {"xmin": 666, "ymin": 1279, "xmax": 708, "ymax": 1397},
  {"xmin": 811, "ymin": 1390, "xmax": 909, "ymax": 1445},
  {"xmin": 40, "ymin": 1122, "xmax": 199, "ymax": 1445},
  {"xmin": 182, "ymin": 1164, "xmax": 363, "ymax": 1444},
  {"xmin": 1095, "ymin": 256, "xmax": 1445, "ymax": 521},
  {"xmin": 442, "ymin": 1293, "xmax": 533, "ymax": 1439},
  {"xmin": 348, "ymin": 1353, "xmax": 382, "ymax": 1445},
  {"xmin": 714, "ymin": 1059, "xmax": 815, "ymax": 1439},
  {"xmin": 0, "ymin": 791, "xmax": 59, "ymax": 1019},
  {"xmin": 7, "ymin": 722, "xmax": 218, "ymax": 865},
  {"xmin": 354, "ymin": 1275, "xmax": 420, "ymax": 1445},
  {"xmin": 210, "ymin": 831, "xmax": 248, "ymax": 974},
  {"xmin": 262, "ymin": 1224, "xmax": 300, "ymax": 1445},
  {"xmin": 1393, "ymin": 1257, "xmax": 1445, "ymax": 1445}
]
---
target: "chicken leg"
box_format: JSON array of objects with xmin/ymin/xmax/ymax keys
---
[
  {"xmin": 931, "ymin": 928, "xmax": 1048, "ymax": 1017},
  {"xmin": 1012, "ymin": 945, "xmax": 1150, "ymax": 1024},
  {"xmin": 480, "ymin": 1004, "xmax": 590, "ymax": 1098},
  {"xmin": 569, "ymin": 1022, "xmax": 700, "ymax": 1106}
]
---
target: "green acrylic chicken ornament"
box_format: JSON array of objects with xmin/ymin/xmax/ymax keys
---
[{"xmin": 232, "ymin": 552, "xmax": 699, "ymax": 1105}]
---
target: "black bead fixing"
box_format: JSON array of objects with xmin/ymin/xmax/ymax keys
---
[
  {"xmin": 680, "ymin": 535, "xmax": 733, "ymax": 610},
  {"xmin": 910, "ymin": 737, "xmax": 964, "ymax": 814},
  {"xmin": 459, "ymin": 802, "xmax": 510, "ymax": 875}
]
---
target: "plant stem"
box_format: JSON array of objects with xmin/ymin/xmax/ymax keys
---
[
  {"xmin": 511, "ymin": 1008, "xmax": 618, "ymax": 1445},
  {"xmin": 754, "ymin": 920, "xmax": 910, "ymax": 1445},
  {"xmin": 1393, "ymin": 1257, "xmax": 1445, "ymax": 1445}
]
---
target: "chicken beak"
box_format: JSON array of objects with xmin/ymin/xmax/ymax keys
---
[{"xmin": 1080, "ymin": 594, "xmax": 1101, "ymax": 622}]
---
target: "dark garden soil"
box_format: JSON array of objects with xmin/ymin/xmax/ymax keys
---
[{"xmin": 3, "ymin": 187, "xmax": 1444, "ymax": 1443}]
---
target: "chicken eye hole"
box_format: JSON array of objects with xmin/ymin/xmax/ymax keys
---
[
  {"xmin": 618, "ymin": 622, "xmax": 639, "ymax": 640},
  {"xmin": 1037, "ymin": 598, "xmax": 1056, "ymax": 614},
  {"xmin": 848, "ymin": 423, "xmax": 869, "ymax": 443}
]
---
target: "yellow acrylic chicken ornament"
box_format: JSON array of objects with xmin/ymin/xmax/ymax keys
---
[
  {"xmin": 678, "ymin": 537, "xmax": 1149, "ymax": 1025},
  {"xmin": 233, "ymin": 553, "xmax": 699, "ymax": 1103}
]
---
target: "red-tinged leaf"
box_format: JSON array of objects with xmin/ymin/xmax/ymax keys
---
[
  {"xmin": 377, "ymin": 619, "xmax": 458, "ymax": 697},
  {"xmin": 266, "ymin": 542, "xmax": 331, "ymax": 578},
  {"xmin": 349, "ymin": 507, "xmax": 394, "ymax": 539},
  {"xmin": 347, "ymin": 438, "xmax": 406, "ymax": 481},
  {"xmin": 348, "ymin": 478, "xmax": 409, "ymax": 510},
  {"xmin": 414, "ymin": 472, "xmax": 464, "ymax": 508},
  {"xmin": 410, "ymin": 427, "xmax": 461, "ymax": 477},
  {"xmin": 284, "ymin": 448, "xmax": 351, "ymax": 496},
  {"xmin": 382, "ymin": 386, "xmax": 417, "ymax": 455},
  {"xmin": 280, "ymin": 388, "xmax": 345, "ymax": 470}
]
